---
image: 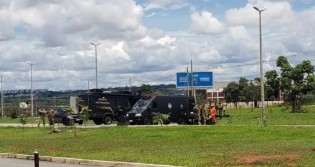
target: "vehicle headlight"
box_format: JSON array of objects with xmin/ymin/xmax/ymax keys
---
[{"xmin": 135, "ymin": 113, "xmax": 142, "ymax": 117}]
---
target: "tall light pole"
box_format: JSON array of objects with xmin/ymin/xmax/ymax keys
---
[
  {"xmin": 28, "ymin": 62, "xmax": 36, "ymax": 117},
  {"xmin": 90, "ymin": 42, "xmax": 101, "ymax": 89},
  {"xmin": 253, "ymin": 6, "xmax": 266, "ymax": 120},
  {"xmin": 0, "ymin": 75, "xmax": 3, "ymax": 117}
]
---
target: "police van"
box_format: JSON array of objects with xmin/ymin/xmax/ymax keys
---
[{"xmin": 126, "ymin": 96, "xmax": 195, "ymax": 125}]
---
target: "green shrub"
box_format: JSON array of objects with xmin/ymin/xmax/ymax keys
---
[{"xmin": 153, "ymin": 112, "xmax": 169, "ymax": 126}]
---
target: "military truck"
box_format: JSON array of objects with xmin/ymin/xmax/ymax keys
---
[
  {"xmin": 126, "ymin": 96, "xmax": 195, "ymax": 125},
  {"xmin": 77, "ymin": 89, "xmax": 141, "ymax": 125}
]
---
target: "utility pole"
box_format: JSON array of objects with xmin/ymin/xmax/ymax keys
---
[
  {"xmin": 90, "ymin": 42, "xmax": 101, "ymax": 89},
  {"xmin": 253, "ymin": 6, "xmax": 266, "ymax": 120},
  {"xmin": 88, "ymin": 80, "xmax": 90, "ymax": 93},
  {"xmin": 0, "ymin": 75, "xmax": 3, "ymax": 117},
  {"xmin": 28, "ymin": 62, "xmax": 36, "ymax": 117},
  {"xmin": 190, "ymin": 60, "xmax": 194, "ymax": 97},
  {"xmin": 186, "ymin": 67, "xmax": 189, "ymax": 97},
  {"xmin": 129, "ymin": 78, "xmax": 132, "ymax": 92}
]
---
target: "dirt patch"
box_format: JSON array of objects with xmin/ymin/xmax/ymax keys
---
[
  {"xmin": 234, "ymin": 154, "xmax": 299, "ymax": 166},
  {"xmin": 312, "ymin": 148, "xmax": 315, "ymax": 152}
]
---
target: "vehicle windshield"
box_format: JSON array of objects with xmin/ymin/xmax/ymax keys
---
[{"xmin": 132, "ymin": 99, "xmax": 150, "ymax": 109}]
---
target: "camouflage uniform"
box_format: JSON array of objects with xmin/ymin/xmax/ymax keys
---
[
  {"xmin": 218, "ymin": 101, "xmax": 227, "ymax": 117},
  {"xmin": 193, "ymin": 104, "xmax": 202, "ymax": 125},
  {"xmin": 38, "ymin": 109, "xmax": 46, "ymax": 127},
  {"xmin": 203, "ymin": 102, "xmax": 210, "ymax": 125},
  {"xmin": 46, "ymin": 108, "xmax": 55, "ymax": 125}
]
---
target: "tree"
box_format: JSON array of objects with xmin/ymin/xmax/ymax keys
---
[
  {"xmin": 243, "ymin": 81, "xmax": 260, "ymax": 107},
  {"xmin": 276, "ymin": 56, "xmax": 315, "ymax": 112},
  {"xmin": 138, "ymin": 84, "xmax": 153, "ymax": 94},
  {"xmin": 238, "ymin": 77, "xmax": 249, "ymax": 102},
  {"xmin": 265, "ymin": 70, "xmax": 280, "ymax": 100},
  {"xmin": 80, "ymin": 106, "xmax": 89, "ymax": 125},
  {"xmin": 224, "ymin": 77, "xmax": 261, "ymax": 108},
  {"xmin": 223, "ymin": 81, "xmax": 240, "ymax": 108}
]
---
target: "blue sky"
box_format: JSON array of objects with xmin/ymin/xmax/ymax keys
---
[
  {"xmin": 141, "ymin": 0, "xmax": 240, "ymax": 31},
  {"xmin": 0, "ymin": 0, "xmax": 314, "ymax": 90}
]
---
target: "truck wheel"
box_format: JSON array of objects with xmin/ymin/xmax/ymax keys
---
[
  {"xmin": 163, "ymin": 120, "xmax": 170, "ymax": 125},
  {"xmin": 78, "ymin": 120, "xmax": 83, "ymax": 125},
  {"xmin": 143, "ymin": 117, "xmax": 152, "ymax": 125},
  {"xmin": 62, "ymin": 117, "xmax": 72, "ymax": 126},
  {"xmin": 104, "ymin": 116, "xmax": 112, "ymax": 125},
  {"xmin": 93, "ymin": 119, "xmax": 103, "ymax": 125}
]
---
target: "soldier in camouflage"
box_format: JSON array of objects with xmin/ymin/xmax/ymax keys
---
[
  {"xmin": 46, "ymin": 108, "xmax": 55, "ymax": 126},
  {"xmin": 38, "ymin": 108, "xmax": 46, "ymax": 127},
  {"xmin": 202, "ymin": 100, "xmax": 210, "ymax": 125},
  {"xmin": 193, "ymin": 103, "xmax": 203, "ymax": 125}
]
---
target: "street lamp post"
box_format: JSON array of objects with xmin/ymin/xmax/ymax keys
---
[
  {"xmin": 90, "ymin": 42, "xmax": 101, "ymax": 89},
  {"xmin": 28, "ymin": 62, "xmax": 36, "ymax": 117},
  {"xmin": 0, "ymin": 75, "xmax": 3, "ymax": 117},
  {"xmin": 253, "ymin": 6, "xmax": 266, "ymax": 120}
]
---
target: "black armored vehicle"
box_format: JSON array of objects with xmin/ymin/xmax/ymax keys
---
[
  {"xmin": 126, "ymin": 96, "xmax": 195, "ymax": 125},
  {"xmin": 77, "ymin": 89, "xmax": 141, "ymax": 125}
]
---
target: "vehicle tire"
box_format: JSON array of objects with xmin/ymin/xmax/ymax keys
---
[
  {"xmin": 177, "ymin": 118, "xmax": 185, "ymax": 125},
  {"xmin": 62, "ymin": 117, "xmax": 72, "ymax": 126},
  {"xmin": 104, "ymin": 115, "xmax": 113, "ymax": 125},
  {"xmin": 143, "ymin": 116, "xmax": 152, "ymax": 125},
  {"xmin": 78, "ymin": 120, "xmax": 83, "ymax": 125},
  {"xmin": 93, "ymin": 119, "xmax": 103, "ymax": 125},
  {"xmin": 163, "ymin": 120, "xmax": 170, "ymax": 125}
]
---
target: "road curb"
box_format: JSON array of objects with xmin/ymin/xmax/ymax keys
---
[{"xmin": 0, "ymin": 153, "xmax": 179, "ymax": 167}]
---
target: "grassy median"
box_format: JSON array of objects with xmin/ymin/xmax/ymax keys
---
[{"xmin": 0, "ymin": 106, "xmax": 315, "ymax": 167}]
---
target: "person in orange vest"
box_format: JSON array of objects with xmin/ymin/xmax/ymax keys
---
[{"xmin": 209, "ymin": 103, "xmax": 217, "ymax": 125}]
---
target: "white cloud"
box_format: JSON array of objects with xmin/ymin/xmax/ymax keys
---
[
  {"xmin": 142, "ymin": 0, "xmax": 189, "ymax": 11},
  {"xmin": 190, "ymin": 11, "xmax": 225, "ymax": 34},
  {"xmin": 0, "ymin": 0, "xmax": 314, "ymax": 90},
  {"xmin": 157, "ymin": 35, "xmax": 176, "ymax": 47},
  {"xmin": 105, "ymin": 41, "xmax": 130, "ymax": 60}
]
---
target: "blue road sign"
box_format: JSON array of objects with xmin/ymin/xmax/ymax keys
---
[{"xmin": 176, "ymin": 72, "xmax": 213, "ymax": 88}]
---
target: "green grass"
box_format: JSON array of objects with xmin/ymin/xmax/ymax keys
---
[
  {"xmin": 0, "ymin": 126, "xmax": 314, "ymax": 167},
  {"xmin": 217, "ymin": 105, "xmax": 315, "ymax": 125},
  {"xmin": 0, "ymin": 117, "xmax": 39, "ymax": 124},
  {"xmin": 0, "ymin": 105, "xmax": 315, "ymax": 166}
]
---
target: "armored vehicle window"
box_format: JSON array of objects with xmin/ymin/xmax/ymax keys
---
[{"xmin": 133, "ymin": 99, "xmax": 150, "ymax": 109}]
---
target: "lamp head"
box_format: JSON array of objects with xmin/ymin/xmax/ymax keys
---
[{"xmin": 253, "ymin": 6, "xmax": 266, "ymax": 12}]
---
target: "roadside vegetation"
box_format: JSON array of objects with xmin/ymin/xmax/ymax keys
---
[{"xmin": 0, "ymin": 106, "xmax": 315, "ymax": 166}]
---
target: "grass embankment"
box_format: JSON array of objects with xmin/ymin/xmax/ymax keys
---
[
  {"xmin": 217, "ymin": 105, "xmax": 315, "ymax": 125},
  {"xmin": 0, "ymin": 126, "xmax": 314, "ymax": 167},
  {"xmin": 0, "ymin": 106, "xmax": 314, "ymax": 167}
]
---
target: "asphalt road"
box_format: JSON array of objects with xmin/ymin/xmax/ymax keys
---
[{"xmin": 0, "ymin": 158, "xmax": 95, "ymax": 167}]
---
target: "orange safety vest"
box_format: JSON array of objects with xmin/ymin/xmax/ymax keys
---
[
  {"xmin": 210, "ymin": 107, "xmax": 216, "ymax": 117},
  {"xmin": 210, "ymin": 107, "xmax": 216, "ymax": 123}
]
